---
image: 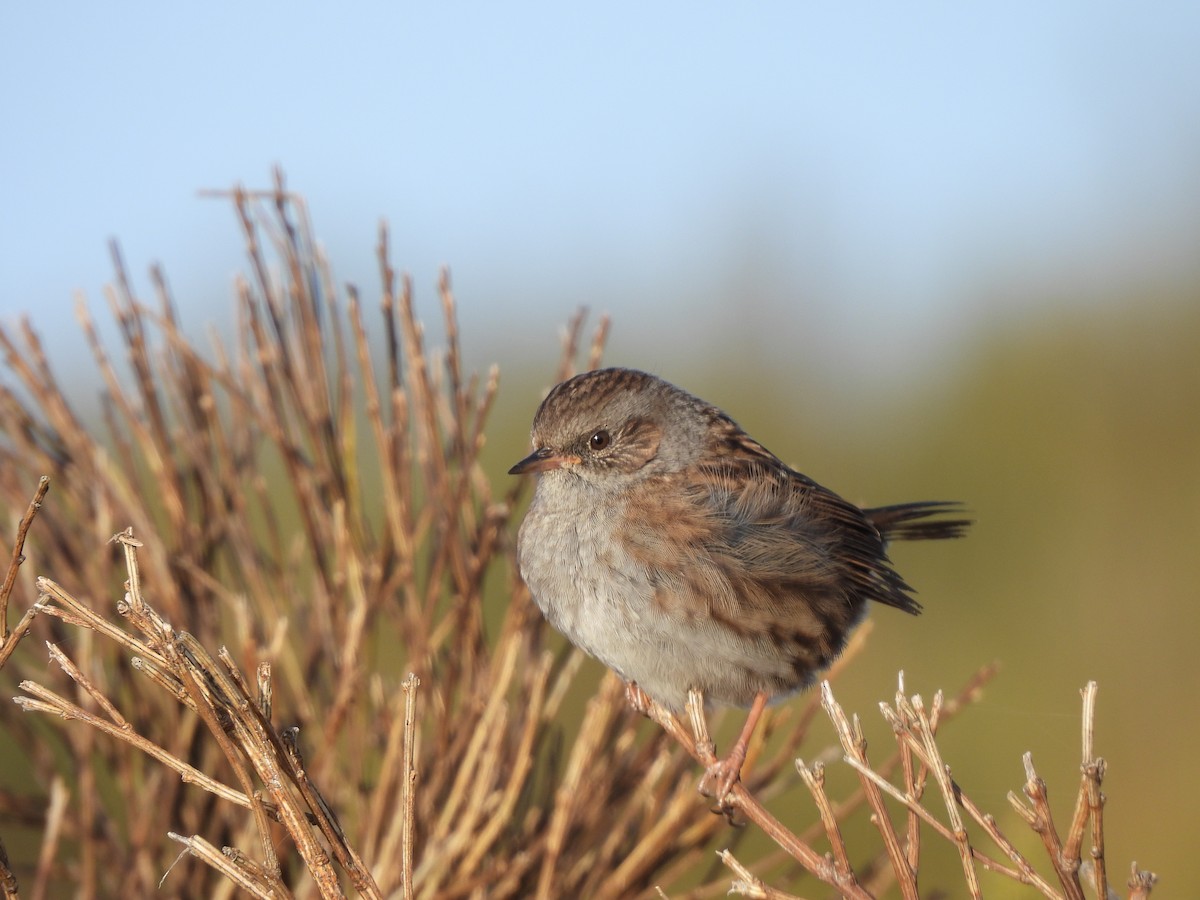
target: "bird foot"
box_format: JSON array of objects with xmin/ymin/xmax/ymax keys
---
[
  {"xmin": 697, "ymin": 691, "xmax": 765, "ymax": 809},
  {"xmin": 698, "ymin": 744, "xmax": 747, "ymax": 806}
]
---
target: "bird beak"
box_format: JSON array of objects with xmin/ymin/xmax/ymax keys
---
[{"xmin": 508, "ymin": 447, "xmax": 580, "ymax": 475}]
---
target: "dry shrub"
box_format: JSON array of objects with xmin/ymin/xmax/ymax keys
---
[{"xmin": 0, "ymin": 174, "xmax": 1157, "ymax": 898}]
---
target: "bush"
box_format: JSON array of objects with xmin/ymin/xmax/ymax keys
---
[{"xmin": 0, "ymin": 175, "xmax": 1157, "ymax": 898}]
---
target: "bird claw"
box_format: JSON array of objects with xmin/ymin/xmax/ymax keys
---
[{"xmin": 699, "ymin": 748, "xmax": 746, "ymax": 808}]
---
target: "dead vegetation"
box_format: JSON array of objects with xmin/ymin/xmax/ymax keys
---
[{"xmin": 0, "ymin": 175, "xmax": 1157, "ymax": 897}]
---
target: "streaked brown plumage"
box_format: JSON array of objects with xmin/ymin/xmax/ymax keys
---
[{"xmin": 510, "ymin": 367, "xmax": 968, "ymax": 797}]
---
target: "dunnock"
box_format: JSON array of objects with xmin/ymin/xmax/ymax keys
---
[{"xmin": 510, "ymin": 367, "xmax": 968, "ymax": 799}]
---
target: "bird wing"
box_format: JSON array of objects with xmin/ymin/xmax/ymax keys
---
[
  {"xmin": 617, "ymin": 450, "xmax": 921, "ymax": 658},
  {"xmin": 691, "ymin": 456, "xmax": 924, "ymax": 618}
]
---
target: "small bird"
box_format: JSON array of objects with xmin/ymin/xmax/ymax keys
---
[{"xmin": 509, "ymin": 367, "xmax": 968, "ymax": 800}]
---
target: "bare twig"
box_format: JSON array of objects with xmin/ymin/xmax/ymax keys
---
[
  {"xmin": 400, "ymin": 673, "xmax": 421, "ymax": 900},
  {"xmin": 0, "ymin": 475, "xmax": 49, "ymax": 641},
  {"xmin": 822, "ymin": 682, "xmax": 919, "ymax": 899}
]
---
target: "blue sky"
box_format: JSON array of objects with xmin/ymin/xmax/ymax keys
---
[{"xmin": 3, "ymin": 3, "xmax": 1199, "ymax": 379}]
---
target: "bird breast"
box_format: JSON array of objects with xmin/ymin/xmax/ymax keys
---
[{"xmin": 517, "ymin": 475, "xmax": 802, "ymax": 711}]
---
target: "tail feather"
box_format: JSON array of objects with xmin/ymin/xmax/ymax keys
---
[{"xmin": 865, "ymin": 501, "xmax": 972, "ymax": 543}]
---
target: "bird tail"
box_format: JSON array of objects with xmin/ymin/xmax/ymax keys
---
[{"xmin": 865, "ymin": 502, "xmax": 971, "ymax": 543}]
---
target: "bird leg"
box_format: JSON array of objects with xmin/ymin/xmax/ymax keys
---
[
  {"xmin": 624, "ymin": 681, "xmax": 653, "ymax": 716},
  {"xmin": 699, "ymin": 690, "xmax": 768, "ymax": 803}
]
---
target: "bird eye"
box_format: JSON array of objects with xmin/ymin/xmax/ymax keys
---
[{"xmin": 588, "ymin": 430, "xmax": 611, "ymax": 451}]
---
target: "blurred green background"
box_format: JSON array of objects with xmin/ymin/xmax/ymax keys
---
[{"xmin": 4, "ymin": 1, "xmax": 1199, "ymax": 891}]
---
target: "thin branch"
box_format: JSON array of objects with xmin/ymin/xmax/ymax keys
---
[
  {"xmin": 0, "ymin": 475, "xmax": 49, "ymax": 642},
  {"xmin": 821, "ymin": 682, "xmax": 918, "ymax": 899},
  {"xmin": 400, "ymin": 673, "xmax": 420, "ymax": 900}
]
